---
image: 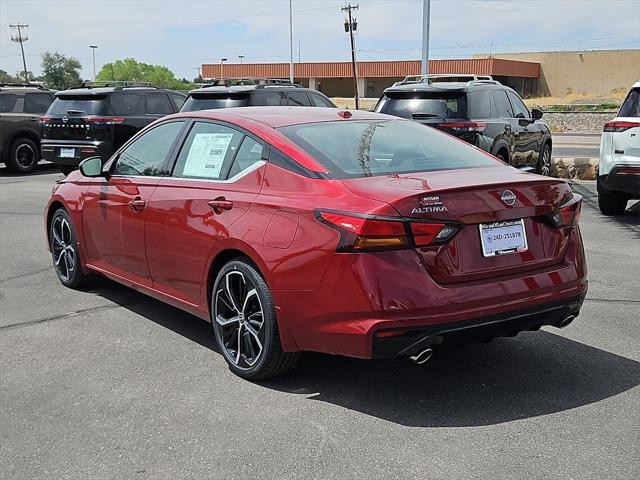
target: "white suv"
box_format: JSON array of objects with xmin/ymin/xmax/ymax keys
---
[{"xmin": 598, "ymin": 81, "xmax": 640, "ymax": 215}]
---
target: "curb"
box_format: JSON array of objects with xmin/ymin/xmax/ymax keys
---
[{"xmin": 551, "ymin": 157, "xmax": 598, "ymax": 180}]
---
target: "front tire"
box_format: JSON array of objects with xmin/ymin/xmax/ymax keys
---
[
  {"xmin": 211, "ymin": 259, "xmax": 300, "ymax": 380},
  {"xmin": 50, "ymin": 208, "xmax": 92, "ymax": 288},
  {"xmin": 598, "ymin": 191, "xmax": 628, "ymax": 215},
  {"xmin": 6, "ymin": 137, "xmax": 39, "ymax": 174},
  {"xmin": 537, "ymin": 143, "xmax": 551, "ymax": 176}
]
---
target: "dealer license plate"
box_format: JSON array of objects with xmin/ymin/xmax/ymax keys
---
[
  {"xmin": 59, "ymin": 148, "xmax": 75, "ymax": 158},
  {"xmin": 479, "ymin": 219, "xmax": 528, "ymax": 257}
]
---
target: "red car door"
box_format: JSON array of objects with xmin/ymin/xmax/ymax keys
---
[
  {"xmin": 82, "ymin": 121, "xmax": 187, "ymax": 285},
  {"xmin": 145, "ymin": 121, "xmax": 266, "ymax": 307}
]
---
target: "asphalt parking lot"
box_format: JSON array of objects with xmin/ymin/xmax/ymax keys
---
[{"xmin": 1, "ymin": 163, "xmax": 638, "ymax": 480}]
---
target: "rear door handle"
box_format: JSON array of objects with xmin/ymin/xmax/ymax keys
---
[
  {"xmin": 208, "ymin": 197, "xmax": 233, "ymax": 214},
  {"xmin": 128, "ymin": 197, "xmax": 146, "ymax": 213}
]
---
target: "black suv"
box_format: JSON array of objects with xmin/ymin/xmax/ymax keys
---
[
  {"xmin": 375, "ymin": 75, "xmax": 552, "ymax": 175},
  {"xmin": 0, "ymin": 83, "xmax": 55, "ymax": 174},
  {"xmin": 41, "ymin": 82, "xmax": 186, "ymax": 174},
  {"xmin": 181, "ymin": 79, "xmax": 336, "ymax": 112}
]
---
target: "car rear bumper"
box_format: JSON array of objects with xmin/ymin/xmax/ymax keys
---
[
  {"xmin": 371, "ymin": 294, "xmax": 585, "ymax": 358},
  {"xmin": 41, "ymin": 140, "xmax": 114, "ymax": 166},
  {"xmin": 598, "ymin": 165, "xmax": 640, "ymax": 198}
]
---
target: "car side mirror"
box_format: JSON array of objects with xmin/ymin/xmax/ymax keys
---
[
  {"xmin": 531, "ymin": 108, "xmax": 543, "ymax": 120},
  {"xmin": 78, "ymin": 156, "xmax": 105, "ymax": 177}
]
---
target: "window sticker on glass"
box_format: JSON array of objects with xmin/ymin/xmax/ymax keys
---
[{"xmin": 183, "ymin": 132, "xmax": 233, "ymax": 178}]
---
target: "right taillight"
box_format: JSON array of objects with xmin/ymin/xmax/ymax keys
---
[
  {"xmin": 315, "ymin": 210, "xmax": 458, "ymax": 252},
  {"xmin": 548, "ymin": 199, "xmax": 581, "ymax": 228},
  {"xmin": 603, "ymin": 121, "xmax": 640, "ymax": 132}
]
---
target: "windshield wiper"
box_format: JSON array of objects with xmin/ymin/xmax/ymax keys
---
[
  {"xmin": 411, "ymin": 112, "xmax": 440, "ymax": 119},
  {"xmin": 66, "ymin": 109, "xmax": 84, "ymax": 115}
]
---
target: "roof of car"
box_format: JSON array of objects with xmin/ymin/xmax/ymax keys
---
[
  {"xmin": 384, "ymin": 81, "xmax": 507, "ymax": 95},
  {"xmin": 0, "ymin": 84, "xmax": 52, "ymax": 93},
  {"xmin": 188, "ymin": 85, "xmax": 315, "ymax": 95},
  {"xmin": 171, "ymin": 106, "xmax": 391, "ymax": 128},
  {"xmin": 54, "ymin": 86, "xmax": 173, "ymax": 96}
]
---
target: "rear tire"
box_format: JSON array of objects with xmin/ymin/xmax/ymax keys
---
[
  {"xmin": 49, "ymin": 208, "xmax": 92, "ymax": 289},
  {"xmin": 5, "ymin": 137, "xmax": 39, "ymax": 174},
  {"xmin": 537, "ymin": 143, "xmax": 551, "ymax": 176},
  {"xmin": 211, "ymin": 258, "xmax": 300, "ymax": 380},
  {"xmin": 598, "ymin": 191, "xmax": 628, "ymax": 215},
  {"xmin": 58, "ymin": 165, "xmax": 75, "ymax": 176}
]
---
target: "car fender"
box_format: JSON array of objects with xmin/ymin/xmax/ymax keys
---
[{"xmin": 490, "ymin": 138, "xmax": 512, "ymax": 162}]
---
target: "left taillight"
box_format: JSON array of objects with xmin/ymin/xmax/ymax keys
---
[
  {"xmin": 315, "ymin": 210, "xmax": 457, "ymax": 252},
  {"xmin": 547, "ymin": 199, "xmax": 581, "ymax": 228}
]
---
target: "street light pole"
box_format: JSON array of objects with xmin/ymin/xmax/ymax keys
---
[
  {"xmin": 220, "ymin": 58, "xmax": 227, "ymax": 82},
  {"xmin": 238, "ymin": 55, "xmax": 245, "ymax": 65},
  {"xmin": 289, "ymin": 0, "xmax": 294, "ymax": 83},
  {"xmin": 421, "ymin": 0, "xmax": 431, "ymax": 76},
  {"xmin": 89, "ymin": 45, "xmax": 98, "ymax": 81}
]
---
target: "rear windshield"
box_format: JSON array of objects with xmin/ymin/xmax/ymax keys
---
[
  {"xmin": 48, "ymin": 95, "xmax": 108, "ymax": 115},
  {"xmin": 377, "ymin": 92, "xmax": 468, "ymax": 120},
  {"xmin": 279, "ymin": 119, "xmax": 497, "ymax": 178},
  {"xmin": 618, "ymin": 88, "xmax": 639, "ymax": 117},
  {"xmin": 181, "ymin": 94, "xmax": 250, "ymax": 112}
]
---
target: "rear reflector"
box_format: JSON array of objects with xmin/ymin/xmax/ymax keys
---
[
  {"xmin": 604, "ymin": 121, "xmax": 640, "ymax": 132},
  {"xmin": 316, "ymin": 210, "xmax": 458, "ymax": 252}
]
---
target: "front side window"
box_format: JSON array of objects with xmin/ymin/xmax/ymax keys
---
[
  {"xmin": 309, "ymin": 93, "xmax": 335, "ymax": 108},
  {"xmin": 279, "ymin": 119, "xmax": 498, "ymax": 178},
  {"xmin": 114, "ymin": 121, "xmax": 185, "ymax": 176},
  {"xmin": 507, "ymin": 91, "xmax": 530, "ymax": 119},
  {"xmin": 24, "ymin": 93, "xmax": 53, "ymax": 114},
  {"xmin": 172, "ymin": 122, "xmax": 244, "ymax": 180},
  {"xmin": 618, "ymin": 88, "xmax": 639, "ymax": 117},
  {"xmin": 146, "ymin": 94, "xmax": 173, "ymax": 115}
]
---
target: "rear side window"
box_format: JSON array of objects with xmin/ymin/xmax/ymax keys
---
[
  {"xmin": 48, "ymin": 96, "xmax": 108, "ymax": 115},
  {"xmin": 494, "ymin": 90, "xmax": 513, "ymax": 117},
  {"xmin": 309, "ymin": 93, "xmax": 335, "ymax": 108},
  {"xmin": 228, "ymin": 137, "xmax": 264, "ymax": 177},
  {"xmin": 110, "ymin": 93, "xmax": 141, "ymax": 115},
  {"xmin": 378, "ymin": 92, "xmax": 468, "ymax": 119},
  {"xmin": 24, "ymin": 93, "xmax": 53, "ymax": 114},
  {"xmin": 0, "ymin": 94, "xmax": 18, "ymax": 113},
  {"xmin": 468, "ymin": 91, "xmax": 492, "ymax": 118},
  {"xmin": 252, "ymin": 91, "xmax": 283, "ymax": 106},
  {"xmin": 145, "ymin": 94, "xmax": 173, "ymax": 114},
  {"xmin": 507, "ymin": 91, "xmax": 530, "ymax": 119},
  {"xmin": 279, "ymin": 119, "xmax": 497, "ymax": 178},
  {"xmin": 287, "ymin": 91, "xmax": 311, "ymax": 106},
  {"xmin": 173, "ymin": 122, "xmax": 244, "ymax": 180},
  {"xmin": 618, "ymin": 88, "xmax": 639, "ymax": 117},
  {"xmin": 181, "ymin": 94, "xmax": 250, "ymax": 111},
  {"xmin": 114, "ymin": 121, "xmax": 185, "ymax": 176}
]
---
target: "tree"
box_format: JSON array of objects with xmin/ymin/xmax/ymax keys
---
[
  {"xmin": 41, "ymin": 52, "xmax": 83, "ymax": 90},
  {"xmin": 97, "ymin": 58, "xmax": 194, "ymax": 90},
  {"xmin": 0, "ymin": 70, "xmax": 19, "ymax": 83}
]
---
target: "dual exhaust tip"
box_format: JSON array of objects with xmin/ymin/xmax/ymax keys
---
[{"xmin": 408, "ymin": 315, "xmax": 576, "ymax": 365}]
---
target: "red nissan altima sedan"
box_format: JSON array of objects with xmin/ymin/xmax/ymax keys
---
[{"xmin": 44, "ymin": 107, "xmax": 587, "ymax": 379}]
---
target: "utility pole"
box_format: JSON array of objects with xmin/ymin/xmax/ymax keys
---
[
  {"xmin": 9, "ymin": 24, "xmax": 29, "ymax": 83},
  {"xmin": 289, "ymin": 0, "xmax": 294, "ymax": 83},
  {"xmin": 342, "ymin": 3, "xmax": 359, "ymax": 110},
  {"xmin": 421, "ymin": 0, "xmax": 430, "ymax": 75},
  {"xmin": 89, "ymin": 45, "xmax": 98, "ymax": 81}
]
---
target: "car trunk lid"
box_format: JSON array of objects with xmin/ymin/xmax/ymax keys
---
[{"xmin": 341, "ymin": 166, "xmax": 576, "ymax": 284}]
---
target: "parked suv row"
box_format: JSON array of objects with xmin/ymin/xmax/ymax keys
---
[
  {"xmin": 375, "ymin": 75, "xmax": 552, "ymax": 175},
  {"xmin": 0, "ymin": 83, "xmax": 55, "ymax": 173},
  {"xmin": 41, "ymin": 83, "xmax": 186, "ymax": 174}
]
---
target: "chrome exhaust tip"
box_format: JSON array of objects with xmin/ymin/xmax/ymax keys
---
[
  {"xmin": 559, "ymin": 315, "xmax": 576, "ymax": 328},
  {"xmin": 409, "ymin": 348, "xmax": 434, "ymax": 365}
]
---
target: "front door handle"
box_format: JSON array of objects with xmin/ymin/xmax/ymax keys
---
[
  {"xmin": 208, "ymin": 197, "xmax": 233, "ymax": 214},
  {"xmin": 128, "ymin": 197, "xmax": 146, "ymax": 213}
]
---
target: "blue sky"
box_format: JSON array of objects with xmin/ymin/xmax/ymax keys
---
[{"xmin": 1, "ymin": 0, "xmax": 639, "ymax": 80}]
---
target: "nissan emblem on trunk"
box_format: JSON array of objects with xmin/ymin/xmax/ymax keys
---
[{"xmin": 501, "ymin": 190, "xmax": 517, "ymax": 206}]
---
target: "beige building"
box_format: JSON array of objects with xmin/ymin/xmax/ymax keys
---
[{"xmin": 475, "ymin": 49, "xmax": 640, "ymax": 98}]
